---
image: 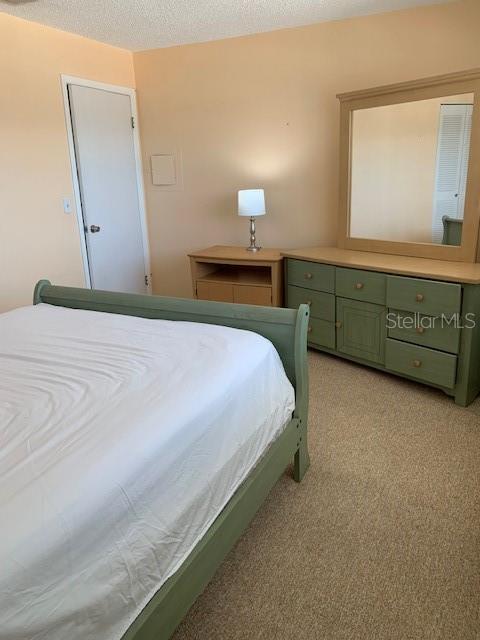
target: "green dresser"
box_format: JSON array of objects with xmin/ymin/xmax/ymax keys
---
[{"xmin": 285, "ymin": 255, "xmax": 480, "ymax": 406}]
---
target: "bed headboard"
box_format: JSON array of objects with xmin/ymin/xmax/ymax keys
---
[{"xmin": 34, "ymin": 280, "xmax": 309, "ymax": 421}]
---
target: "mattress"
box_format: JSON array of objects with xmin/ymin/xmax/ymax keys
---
[{"xmin": 0, "ymin": 303, "xmax": 294, "ymax": 640}]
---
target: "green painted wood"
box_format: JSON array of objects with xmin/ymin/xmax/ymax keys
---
[
  {"xmin": 385, "ymin": 338, "xmax": 457, "ymax": 389},
  {"xmin": 308, "ymin": 342, "xmax": 455, "ymax": 396},
  {"xmin": 442, "ymin": 216, "xmax": 463, "ymax": 246},
  {"xmin": 336, "ymin": 297, "xmax": 386, "ymax": 365},
  {"xmin": 34, "ymin": 280, "xmax": 310, "ymax": 640},
  {"xmin": 292, "ymin": 295, "xmax": 310, "ymax": 481},
  {"xmin": 307, "ymin": 317, "xmax": 335, "ymax": 350},
  {"xmin": 386, "ymin": 275, "xmax": 461, "ymax": 317},
  {"xmin": 121, "ymin": 418, "xmax": 302, "ymax": 640},
  {"xmin": 455, "ymin": 284, "xmax": 480, "ymax": 405},
  {"xmin": 286, "ymin": 258, "xmax": 334, "ymax": 293},
  {"xmin": 282, "ymin": 262, "xmax": 480, "ymax": 405},
  {"xmin": 33, "ymin": 279, "xmax": 50, "ymax": 304},
  {"xmin": 387, "ymin": 309, "xmax": 461, "ymax": 354},
  {"xmin": 335, "ymin": 267, "xmax": 386, "ymax": 305},
  {"xmin": 287, "ymin": 285, "xmax": 335, "ymax": 322}
]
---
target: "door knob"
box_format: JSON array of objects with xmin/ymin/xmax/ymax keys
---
[{"xmin": 90, "ymin": 225, "xmax": 101, "ymax": 233}]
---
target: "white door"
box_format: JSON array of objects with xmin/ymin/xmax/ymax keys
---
[
  {"xmin": 68, "ymin": 84, "xmax": 149, "ymax": 294},
  {"xmin": 432, "ymin": 103, "xmax": 473, "ymax": 243}
]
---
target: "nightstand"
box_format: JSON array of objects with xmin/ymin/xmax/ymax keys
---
[{"xmin": 189, "ymin": 245, "xmax": 283, "ymax": 306}]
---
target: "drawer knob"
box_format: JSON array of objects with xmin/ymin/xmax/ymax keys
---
[
  {"xmin": 354, "ymin": 282, "xmax": 364, "ymax": 290},
  {"xmin": 304, "ymin": 272, "xmax": 313, "ymax": 280},
  {"xmin": 416, "ymin": 326, "xmax": 425, "ymax": 335},
  {"xmin": 415, "ymin": 293, "xmax": 424, "ymax": 302},
  {"xmin": 335, "ymin": 321, "xmax": 342, "ymax": 329},
  {"xmin": 307, "ymin": 325, "xmax": 312, "ymax": 333},
  {"xmin": 412, "ymin": 359, "xmax": 422, "ymax": 368}
]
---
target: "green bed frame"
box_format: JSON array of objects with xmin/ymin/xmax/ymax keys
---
[{"xmin": 33, "ymin": 280, "xmax": 310, "ymax": 640}]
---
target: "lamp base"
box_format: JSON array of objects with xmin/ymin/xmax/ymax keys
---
[{"xmin": 246, "ymin": 216, "xmax": 262, "ymax": 252}]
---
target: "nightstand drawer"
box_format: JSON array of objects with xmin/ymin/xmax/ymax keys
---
[
  {"xmin": 385, "ymin": 338, "xmax": 457, "ymax": 389},
  {"xmin": 387, "ymin": 310, "xmax": 461, "ymax": 354},
  {"xmin": 196, "ymin": 281, "xmax": 233, "ymax": 302},
  {"xmin": 336, "ymin": 267, "xmax": 386, "ymax": 305},
  {"xmin": 287, "ymin": 259, "xmax": 334, "ymax": 293},
  {"xmin": 386, "ymin": 275, "xmax": 461, "ymax": 317},
  {"xmin": 287, "ymin": 285, "xmax": 335, "ymax": 322},
  {"xmin": 307, "ymin": 318, "xmax": 335, "ymax": 349},
  {"xmin": 233, "ymin": 285, "xmax": 271, "ymax": 306}
]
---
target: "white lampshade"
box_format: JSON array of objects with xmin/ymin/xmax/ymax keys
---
[{"xmin": 238, "ymin": 189, "xmax": 266, "ymax": 217}]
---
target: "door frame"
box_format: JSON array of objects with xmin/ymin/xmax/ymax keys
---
[{"xmin": 60, "ymin": 74, "xmax": 152, "ymax": 292}]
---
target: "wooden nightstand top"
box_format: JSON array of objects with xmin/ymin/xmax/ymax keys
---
[{"xmin": 189, "ymin": 245, "xmax": 283, "ymax": 263}]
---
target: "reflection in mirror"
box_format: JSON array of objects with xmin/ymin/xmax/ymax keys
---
[{"xmin": 349, "ymin": 93, "xmax": 474, "ymax": 246}]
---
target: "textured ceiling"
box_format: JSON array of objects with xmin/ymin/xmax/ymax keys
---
[{"xmin": 0, "ymin": 0, "xmax": 453, "ymax": 51}]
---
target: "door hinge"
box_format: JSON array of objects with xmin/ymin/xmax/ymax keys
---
[
  {"xmin": 145, "ymin": 274, "xmax": 149, "ymax": 287},
  {"xmin": 131, "ymin": 116, "xmax": 135, "ymax": 129}
]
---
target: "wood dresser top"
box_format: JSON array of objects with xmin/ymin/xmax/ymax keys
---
[
  {"xmin": 189, "ymin": 245, "xmax": 283, "ymax": 262},
  {"xmin": 281, "ymin": 246, "xmax": 480, "ymax": 284}
]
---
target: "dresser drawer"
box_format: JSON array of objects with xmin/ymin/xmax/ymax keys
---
[
  {"xmin": 336, "ymin": 267, "xmax": 386, "ymax": 305},
  {"xmin": 385, "ymin": 338, "xmax": 457, "ymax": 389},
  {"xmin": 286, "ymin": 259, "xmax": 334, "ymax": 293},
  {"xmin": 387, "ymin": 310, "xmax": 461, "ymax": 354},
  {"xmin": 386, "ymin": 275, "xmax": 461, "ymax": 317},
  {"xmin": 307, "ymin": 318, "xmax": 335, "ymax": 350},
  {"xmin": 287, "ymin": 285, "xmax": 335, "ymax": 322}
]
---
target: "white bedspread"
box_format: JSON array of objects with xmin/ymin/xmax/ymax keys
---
[{"xmin": 0, "ymin": 303, "xmax": 294, "ymax": 640}]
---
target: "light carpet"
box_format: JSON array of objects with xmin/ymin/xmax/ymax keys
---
[{"xmin": 173, "ymin": 350, "xmax": 480, "ymax": 640}]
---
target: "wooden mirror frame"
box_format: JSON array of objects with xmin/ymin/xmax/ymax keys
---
[{"xmin": 337, "ymin": 69, "xmax": 480, "ymax": 263}]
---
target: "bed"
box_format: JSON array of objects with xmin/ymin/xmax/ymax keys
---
[{"xmin": 0, "ymin": 281, "xmax": 309, "ymax": 640}]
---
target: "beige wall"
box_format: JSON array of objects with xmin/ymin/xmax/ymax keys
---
[
  {"xmin": 0, "ymin": 13, "xmax": 134, "ymax": 312},
  {"xmin": 134, "ymin": 0, "xmax": 480, "ymax": 298},
  {"xmin": 350, "ymin": 94, "xmax": 473, "ymax": 243}
]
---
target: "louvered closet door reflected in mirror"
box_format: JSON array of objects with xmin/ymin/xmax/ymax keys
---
[{"xmin": 432, "ymin": 103, "xmax": 473, "ymax": 245}]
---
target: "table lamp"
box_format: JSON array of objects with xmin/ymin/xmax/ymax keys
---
[{"xmin": 238, "ymin": 189, "xmax": 266, "ymax": 252}]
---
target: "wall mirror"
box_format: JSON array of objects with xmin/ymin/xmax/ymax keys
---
[{"xmin": 338, "ymin": 70, "xmax": 480, "ymax": 262}]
